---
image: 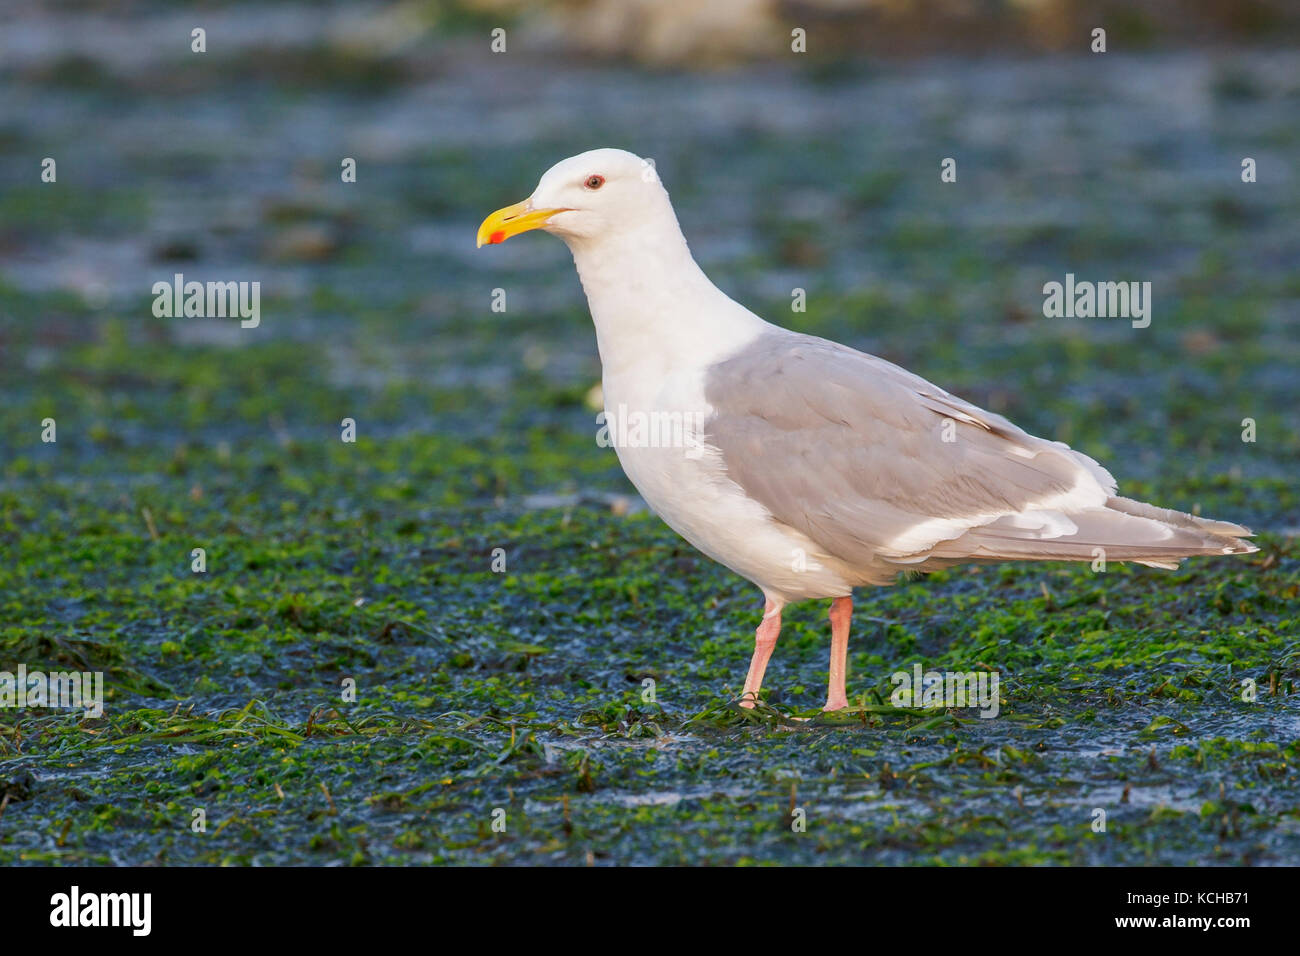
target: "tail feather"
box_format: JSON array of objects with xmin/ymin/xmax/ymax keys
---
[
  {"xmin": 1105, "ymin": 495, "xmax": 1253, "ymax": 539},
  {"xmin": 917, "ymin": 495, "xmax": 1256, "ymax": 569}
]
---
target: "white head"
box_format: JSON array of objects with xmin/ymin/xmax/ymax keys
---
[{"xmin": 476, "ymin": 148, "xmax": 675, "ymax": 249}]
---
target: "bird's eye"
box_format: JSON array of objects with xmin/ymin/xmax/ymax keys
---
[{"xmin": 584, "ymin": 175, "xmax": 605, "ymax": 190}]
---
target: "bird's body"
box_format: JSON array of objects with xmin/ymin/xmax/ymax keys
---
[
  {"xmin": 478, "ymin": 148, "xmax": 1256, "ymax": 710},
  {"xmin": 571, "ymin": 232, "xmax": 851, "ymax": 602}
]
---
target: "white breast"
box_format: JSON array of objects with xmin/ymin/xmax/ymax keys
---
[
  {"xmin": 566, "ymin": 209, "xmax": 855, "ymax": 602},
  {"xmin": 603, "ymin": 360, "xmax": 855, "ymax": 604}
]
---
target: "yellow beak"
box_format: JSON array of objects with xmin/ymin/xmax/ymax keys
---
[{"xmin": 476, "ymin": 199, "xmax": 570, "ymax": 248}]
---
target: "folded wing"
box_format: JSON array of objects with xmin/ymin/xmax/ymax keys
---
[{"xmin": 703, "ymin": 332, "xmax": 1254, "ymax": 583}]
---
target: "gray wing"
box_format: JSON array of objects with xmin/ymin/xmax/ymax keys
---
[{"xmin": 703, "ymin": 331, "xmax": 1253, "ymax": 581}]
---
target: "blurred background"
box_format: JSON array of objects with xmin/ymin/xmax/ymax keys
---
[
  {"xmin": 2, "ymin": 0, "xmax": 1297, "ymax": 487},
  {"xmin": 0, "ymin": 1, "xmax": 1297, "ymax": 864}
]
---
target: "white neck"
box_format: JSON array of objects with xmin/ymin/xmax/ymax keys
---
[{"xmin": 564, "ymin": 220, "xmax": 769, "ymax": 381}]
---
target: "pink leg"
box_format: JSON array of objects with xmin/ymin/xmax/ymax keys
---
[
  {"xmin": 740, "ymin": 597, "xmax": 783, "ymax": 708},
  {"xmin": 824, "ymin": 595, "xmax": 853, "ymax": 711}
]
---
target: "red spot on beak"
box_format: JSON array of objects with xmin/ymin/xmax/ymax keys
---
[{"xmin": 489, "ymin": 230, "xmax": 506, "ymax": 244}]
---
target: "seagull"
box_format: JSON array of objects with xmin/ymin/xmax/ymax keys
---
[{"xmin": 476, "ymin": 148, "xmax": 1257, "ymax": 712}]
